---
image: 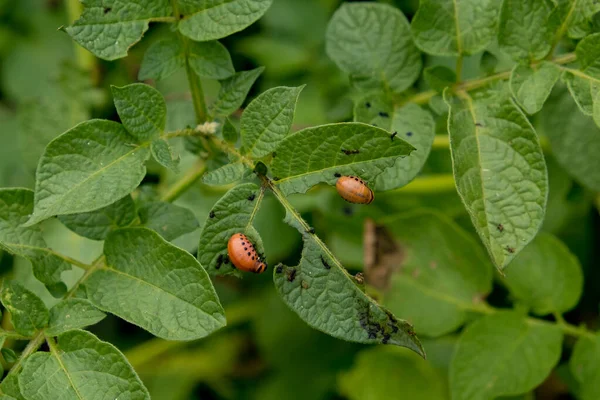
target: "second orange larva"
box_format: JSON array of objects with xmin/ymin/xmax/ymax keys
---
[
  {"xmin": 335, "ymin": 175, "xmax": 374, "ymax": 204},
  {"xmin": 227, "ymin": 233, "xmax": 267, "ymax": 273}
]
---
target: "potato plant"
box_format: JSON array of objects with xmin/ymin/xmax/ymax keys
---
[{"xmin": 0, "ymin": 0, "xmax": 598, "ymax": 399}]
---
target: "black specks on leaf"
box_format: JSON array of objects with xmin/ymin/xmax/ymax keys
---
[
  {"xmin": 215, "ymin": 254, "xmax": 223, "ymax": 270},
  {"xmin": 497, "ymin": 223, "xmax": 504, "ymax": 232},
  {"xmin": 275, "ymin": 264, "xmax": 283, "ymax": 274},
  {"xmin": 406, "ymin": 131, "xmax": 413, "ymax": 137},
  {"xmin": 103, "ymin": 7, "xmax": 111, "ymax": 13},
  {"xmin": 287, "ymin": 268, "xmax": 297, "ymax": 282},
  {"xmin": 372, "ymin": 123, "xmax": 378, "ymax": 127},
  {"xmin": 378, "ymin": 111, "xmax": 389, "ymax": 118},
  {"xmin": 390, "ymin": 131, "xmax": 397, "ymax": 141},
  {"xmin": 382, "ymin": 333, "xmax": 391, "ymax": 344},
  {"xmin": 272, "ymin": 152, "xmax": 277, "ymax": 158},
  {"xmin": 475, "ymin": 122, "xmax": 484, "ymax": 127},
  {"xmin": 334, "ymin": 172, "xmax": 341, "ymax": 178},
  {"xmin": 247, "ymin": 194, "xmax": 256, "ymax": 202},
  {"xmin": 342, "ymin": 206, "xmax": 353, "ymax": 216},
  {"xmin": 224, "ymin": 256, "xmax": 229, "ymax": 265},
  {"xmin": 365, "ymin": 102, "xmax": 371, "ymax": 108},
  {"xmin": 506, "ymin": 246, "xmax": 515, "ymax": 254},
  {"xmin": 307, "ymin": 227, "xmax": 315, "ymax": 234},
  {"xmin": 320, "ymin": 255, "xmax": 331, "ymax": 270},
  {"xmin": 273, "ymin": 176, "xmax": 280, "ymax": 181},
  {"xmin": 209, "ymin": 211, "xmax": 215, "ymax": 219},
  {"xmin": 341, "ymin": 149, "xmax": 360, "ymax": 155}
]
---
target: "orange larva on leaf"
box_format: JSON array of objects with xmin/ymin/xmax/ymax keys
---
[
  {"xmin": 335, "ymin": 175, "xmax": 374, "ymax": 204},
  {"xmin": 227, "ymin": 233, "xmax": 267, "ymax": 273}
]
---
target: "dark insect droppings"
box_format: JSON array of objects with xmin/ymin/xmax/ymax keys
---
[
  {"xmin": 475, "ymin": 122, "xmax": 483, "ymax": 127},
  {"xmin": 378, "ymin": 111, "xmax": 389, "ymax": 118},
  {"xmin": 215, "ymin": 254, "xmax": 223, "ymax": 270},
  {"xmin": 103, "ymin": 7, "xmax": 111, "ymax": 13},
  {"xmin": 275, "ymin": 264, "xmax": 283, "ymax": 274},
  {"xmin": 341, "ymin": 149, "xmax": 360, "ymax": 155},
  {"xmin": 334, "ymin": 172, "xmax": 341, "ymax": 178},
  {"xmin": 382, "ymin": 333, "xmax": 391, "ymax": 344},
  {"xmin": 247, "ymin": 194, "xmax": 256, "ymax": 201},
  {"xmin": 390, "ymin": 131, "xmax": 398, "ymax": 141},
  {"xmin": 307, "ymin": 227, "xmax": 315, "ymax": 234},
  {"xmin": 209, "ymin": 211, "xmax": 215, "ymax": 218},
  {"xmin": 406, "ymin": 131, "xmax": 413, "ymax": 137},
  {"xmin": 497, "ymin": 223, "xmax": 504, "ymax": 232},
  {"xmin": 506, "ymin": 246, "xmax": 515, "ymax": 254},
  {"xmin": 365, "ymin": 102, "xmax": 371, "ymax": 108},
  {"xmin": 287, "ymin": 269, "xmax": 297, "ymax": 282},
  {"xmin": 320, "ymin": 255, "xmax": 331, "ymax": 270},
  {"xmin": 273, "ymin": 176, "xmax": 280, "ymax": 181}
]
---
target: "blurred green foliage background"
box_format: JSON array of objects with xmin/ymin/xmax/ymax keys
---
[{"xmin": 0, "ymin": 0, "xmax": 598, "ymax": 399}]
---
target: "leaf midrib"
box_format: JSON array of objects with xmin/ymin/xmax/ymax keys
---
[{"xmin": 32, "ymin": 144, "xmax": 148, "ymax": 223}]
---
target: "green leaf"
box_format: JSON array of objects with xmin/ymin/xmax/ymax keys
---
[
  {"xmin": 19, "ymin": 330, "xmax": 149, "ymax": 400},
  {"xmin": 570, "ymin": 334, "xmax": 600, "ymax": 400},
  {"xmin": 221, "ymin": 117, "xmax": 239, "ymax": 144},
  {"xmin": 272, "ymin": 122, "xmax": 415, "ymax": 196},
  {"xmin": 510, "ymin": 62, "xmax": 561, "ymax": 114},
  {"xmin": 338, "ymin": 347, "xmax": 447, "ymax": 400},
  {"xmin": 0, "ymin": 189, "xmax": 71, "ymax": 293},
  {"xmin": 381, "ymin": 210, "xmax": 493, "ymax": 337},
  {"xmin": 139, "ymin": 36, "xmax": 235, "ymax": 81},
  {"xmin": 424, "ymin": 65, "xmax": 456, "ymax": 92},
  {"xmin": 326, "ymin": 3, "xmax": 421, "ymax": 93},
  {"xmin": 504, "ymin": 232, "xmax": 583, "ymax": 315},
  {"xmin": 450, "ymin": 312, "xmax": 563, "ymax": 400},
  {"xmin": 353, "ymin": 98, "xmax": 436, "ymax": 191},
  {"xmin": 498, "ymin": 0, "xmax": 555, "ymax": 61},
  {"xmin": 58, "ymin": 195, "xmax": 137, "ymax": 241},
  {"xmin": 27, "ymin": 120, "xmax": 150, "ymax": 225},
  {"xmin": 542, "ymin": 87, "xmax": 600, "ymax": 192},
  {"xmin": 138, "ymin": 202, "xmax": 199, "ymax": 241},
  {"xmin": 1, "ymin": 349, "xmax": 17, "ymax": 364},
  {"xmin": 178, "ymin": 0, "xmax": 273, "ymax": 41},
  {"xmin": 553, "ymin": 0, "xmax": 600, "ymax": 39},
  {"xmin": 188, "ymin": 40, "xmax": 235, "ymax": 80},
  {"xmin": 138, "ymin": 37, "xmax": 184, "ymax": 81},
  {"xmin": 241, "ymin": 86, "xmax": 304, "ymax": 158},
  {"xmin": 210, "ymin": 67, "xmax": 265, "ymax": 117},
  {"xmin": 1, "ymin": 374, "xmax": 25, "ymax": 400},
  {"xmin": 202, "ymin": 162, "xmax": 248, "ymax": 186},
  {"xmin": 411, "ymin": 0, "xmax": 501, "ymax": 56},
  {"xmin": 85, "ymin": 228, "xmax": 224, "ymax": 339},
  {"xmin": 274, "ymin": 211, "xmax": 424, "ymax": 357},
  {"xmin": 0, "ymin": 281, "xmax": 48, "ymax": 336},
  {"xmin": 151, "ymin": 139, "xmax": 180, "ymax": 173},
  {"xmin": 445, "ymin": 89, "xmax": 547, "ymax": 271},
  {"xmin": 564, "ymin": 71, "xmax": 594, "ymax": 115},
  {"xmin": 112, "ymin": 84, "xmax": 166, "ymax": 142},
  {"xmin": 198, "ymin": 183, "xmax": 264, "ymax": 275},
  {"xmin": 65, "ymin": 0, "xmax": 172, "ymax": 60},
  {"xmin": 46, "ymin": 298, "xmax": 106, "ymax": 336}
]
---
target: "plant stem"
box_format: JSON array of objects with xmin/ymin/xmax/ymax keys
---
[
  {"xmin": 401, "ymin": 52, "xmax": 576, "ymax": 106},
  {"xmin": 455, "ymin": 54, "xmax": 463, "ymax": 82},
  {"xmin": 160, "ymin": 160, "xmax": 206, "ymax": 202},
  {"xmin": 52, "ymin": 252, "xmax": 92, "ymax": 271},
  {"xmin": 65, "ymin": 0, "xmax": 96, "ymax": 74},
  {"xmin": 5, "ymin": 330, "xmax": 45, "ymax": 379},
  {"xmin": 390, "ymin": 174, "xmax": 456, "ymax": 194}
]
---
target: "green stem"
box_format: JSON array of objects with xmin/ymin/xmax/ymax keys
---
[
  {"xmin": 5, "ymin": 330, "xmax": 45, "ymax": 379},
  {"xmin": 401, "ymin": 52, "xmax": 576, "ymax": 106},
  {"xmin": 53, "ymin": 252, "xmax": 92, "ymax": 271},
  {"xmin": 160, "ymin": 160, "xmax": 206, "ymax": 202},
  {"xmin": 65, "ymin": 0, "xmax": 95, "ymax": 74},
  {"xmin": 391, "ymin": 174, "xmax": 456, "ymax": 194},
  {"xmin": 455, "ymin": 54, "xmax": 463, "ymax": 82}
]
